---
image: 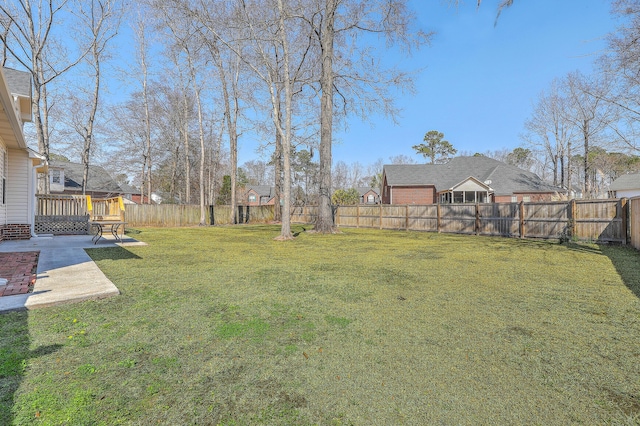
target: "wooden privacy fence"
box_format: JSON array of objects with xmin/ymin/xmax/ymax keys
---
[
  {"xmin": 35, "ymin": 194, "xmax": 90, "ymax": 235},
  {"xmin": 631, "ymin": 197, "xmax": 640, "ymax": 250},
  {"xmin": 333, "ymin": 199, "xmax": 630, "ymax": 244},
  {"xmin": 95, "ymin": 199, "xmax": 634, "ymax": 245},
  {"xmin": 124, "ymin": 204, "xmax": 275, "ymax": 227}
]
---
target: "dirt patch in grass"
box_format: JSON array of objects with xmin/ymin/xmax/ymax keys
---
[{"xmin": 1, "ymin": 226, "xmax": 639, "ymax": 424}]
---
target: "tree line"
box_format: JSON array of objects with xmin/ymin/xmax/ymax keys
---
[
  {"xmin": 0, "ymin": 0, "xmax": 427, "ymax": 239},
  {"xmin": 2, "ymin": 0, "xmax": 639, "ymax": 242}
]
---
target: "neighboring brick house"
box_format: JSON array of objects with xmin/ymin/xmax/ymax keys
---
[
  {"xmin": 608, "ymin": 173, "xmax": 640, "ymax": 198},
  {"xmin": 245, "ymin": 185, "xmax": 276, "ymax": 206},
  {"xmin": 381, "ymin": 156, "xmax": 564, "ymax": 205},
  {"xmin": 357, "ymin": 187, "xmax": 380, "ymax": 204},
  {"xmin": 48, "ymin": 160, "xmax": 124, "ymax": 199},
  {"xmin": 120, "ymin": 183, "xmax": 156, "ymax": 204}
]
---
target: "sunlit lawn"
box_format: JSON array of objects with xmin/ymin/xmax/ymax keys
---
[{"xmin": 1, "ymin": 225, "xmax": 640, "ymax": 425}]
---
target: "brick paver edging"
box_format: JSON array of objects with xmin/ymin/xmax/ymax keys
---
[{"xmin": 0, "ymin": 251, "xmax": 39, "ymax": 297}]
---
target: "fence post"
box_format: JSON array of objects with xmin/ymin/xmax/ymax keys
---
[
  {"xmin": 437, "ymin": 203, "xmax": 441, "ymax": 233},
  {"xmin": 620, "ymin": 198, "xmax": 628, "ymax": 245},
  {"xmin": 406, "ymin": 205, "xmax": 409, "ymax": 230},
  {"xmin": 475, "ymin": 203, "xmax": 480, "ymax": 235},
  {"xmin": 379, "ymin": 204, "xmax": 383, "ymax": 230},
  {"xmin": 570, "ymin": 199, "xmax": 577, "ymax": 239},
  {"xmin": 357, "ymin": 205, "xmax": 360, "ymax": 228},
  {"xmin": 519, "ymin": 201, "xmax": 525, "ymax": 238}
]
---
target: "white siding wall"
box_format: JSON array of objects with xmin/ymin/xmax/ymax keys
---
[
  {"xmin": 618, "ymin": 189, "xmax": 640, "ymax": 198},
  {"xmin": 0, "ymin": 142, "xmax": 6, "ymax": 226},
  {"xmin": 7, "ymin": 148, "xmax": 29, "ymax": 223}
]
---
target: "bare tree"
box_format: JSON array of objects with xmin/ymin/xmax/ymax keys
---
[
  {"xmin": 522, "ymin": 79, "xmax": 577, "ymax": 190},
  {"xmin": 132, "ymin": 14, "xmax": 154, "ymax": 203},
  {"xmin": 599, "ymin": 0, "xmax": 640, "ymax": 155},
  {"xmin": 178, "ymin": 0, "xmax": 247, "ymax": 225},
  {"xmin": 0, "ymin": 0, "xmax": 91, "ymax": 191},
  {"xmin": 191, "ymin": 0, "xmax": 317, "ymax": 239},
  {"xmin": 71, "ymin": 0, "xmax": 122, "ymax": 195},
  {"xmin": 564, "ymin": 71, "xmax": 616, "ymax": 198},
  {"xmin": 155, "ymin": 3, "xmax": 211, "ymax": 223},
  {"xmin": 388, "ymin": 154, "xmax": 417, "ymax": 165},
  {"xmin": 307, "ymin": 0, "xmax": 430, "ymax": 232}
]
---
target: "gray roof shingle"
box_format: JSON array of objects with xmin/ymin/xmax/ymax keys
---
[
  {"xmin": 609, "ymin": 173, "xmax": 640, "ymax": 191},
  {"xmin": 247, "ymin": 185, "xmax": 274, "ymax": 198},
  {"xmin": 356, "ymin": 187, "xmax": 379, "ymax": 196},
  {"xmin": 50, "ymin": 160, "xmax": 124, "ymax": 193},
  {"xmin": 383, "ymin": 156, "xmax": 562, "ymax": 195},
  {"xmin": 3, "ymin": 68, "xmax": 31, "ymax": 98}
]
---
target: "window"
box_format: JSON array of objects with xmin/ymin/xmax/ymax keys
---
[
  {"xmin": 442, "ymin": 190, "xmax": 489, "ymax": 204},
  {"xmin": 51, "ymin": 170, "xmax": 61, "ymax": 184},
  {"xmin": 367, "ymin": 194, "xmax": 375, "ymax": 203},
  {"xmin": 511, "ymin": 196, "xmax": 518, "ymax": 203},
  {"xmin": 248, "ymin": 194, "xmax": 257, "ymax": 203},
  {"xmin": 523, "ymin": 196, "xmax": 531, "ymax": 203},
  {"xmin": 465, "ymin": 191, "xmax": 475, "ymax": 203}
]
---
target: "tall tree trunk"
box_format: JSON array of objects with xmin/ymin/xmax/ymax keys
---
[
  {"xmin": 583, "ymin": 120, "xmax": 591, "ymax": 197},
  {"xmin": 33, "ymin": 78, "xmax": 50, "ymax": 193},
  {"xmin": 316, "ymin": 0, "xmax": 338, "ymax": 233},
  {"xmin": 195, "ymin": 87, "xmax": 206, "ymax": 225},
  {"xmin": 566, "ymin": 140, "xmax": 572, "ymax": 199},
  {"xmin": 273, "ymin": 107, "xmax": 282, "ymax": 222},
  {"xmin": 139, "ymin": 24, "xmax": 152, "ymax": 204},
  {"xmin": 183, "ymin": 90, "xmax": 191, "ymax": 204},
  {"xmin": 82, "ymin": 43, "xmax": 101, "ymax": 195},
  {"xmin": 275, "ymin": 0, "xmax": 293, "ymax": 239},
  {"xmin": 209, "ymin": 38, "xmax": 238, "ymax": 225}
]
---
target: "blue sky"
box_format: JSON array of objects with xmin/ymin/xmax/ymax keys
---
[
  {"xmin": 303, "ymin": 0, "xmax": 618, "ymax": 167},
  {"xmin": 15, "ymin": 0, "xmax": 616, "ymax": 170}
]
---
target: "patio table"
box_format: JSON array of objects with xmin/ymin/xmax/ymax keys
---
[{"xmin": 89, "ymin": 221, "xmax": 127, "ymax": 244}]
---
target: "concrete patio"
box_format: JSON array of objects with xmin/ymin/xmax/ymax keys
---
[{"xmin": 0, "ymin": 234, "xmax": 146, "ymax": 313}]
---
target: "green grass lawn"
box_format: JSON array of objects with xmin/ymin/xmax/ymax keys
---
[{"xmin": 2, "ymin": 225, "xmax": 640, "ymax": 425}]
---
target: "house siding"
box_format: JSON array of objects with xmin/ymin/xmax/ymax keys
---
[
  {"xmin": 0, "ymin": 142, "xmax": 7, "ymax": 230},
  {"xmin": 246, "ymin": 190, "xmax": 261, "ymax": 206},
  {"xmin": 7, "ymin": 148, "xmax": 29, "ymax": 223},
  {"xmin": 616, "ymin": 189, "xmax": 640, "ymax": 198}
]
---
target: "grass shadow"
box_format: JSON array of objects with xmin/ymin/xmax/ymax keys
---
[
  {"xmin": 562, "ymin": 241, "xmax": 605, "ymax": 255},
  {"xmin": 0, "ymin": 311, "xmax": 62, "ymax": 424},
  {"xmin": 600, "ymin": 244, "xmax": 640, "ymax": 299},
  {"xmin": 85, "ymin": 246, "xmax": 143, "ymax": 261}
]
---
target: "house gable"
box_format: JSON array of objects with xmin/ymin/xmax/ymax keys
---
[
  {"xmin": 448, "ymin": 177, "xmax": 492, "ymax": 193},
  {"xmin": 245, "ymin": 185, "xmax": 275, "ymax": 206}
]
